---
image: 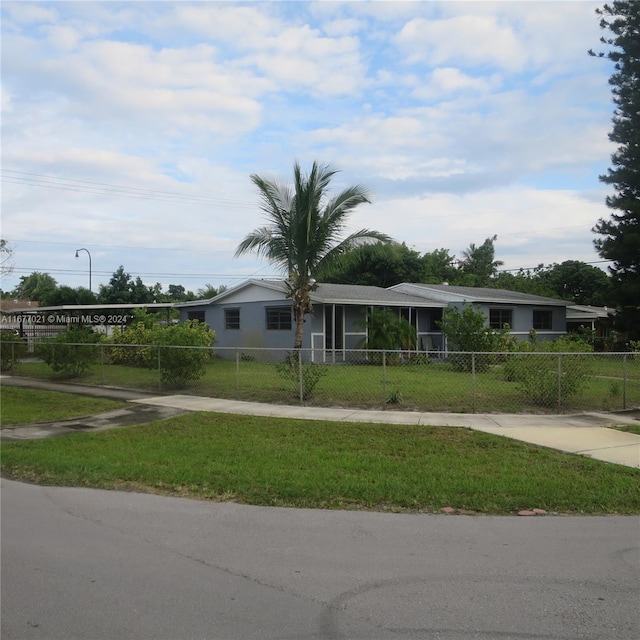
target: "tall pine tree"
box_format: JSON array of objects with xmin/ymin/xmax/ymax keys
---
[{"xmin": 590, "ymin": 1, "xmax": 640, "ymax": 340}]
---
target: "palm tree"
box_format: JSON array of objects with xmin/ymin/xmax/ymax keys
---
[
  {"xmin": 235, "ymin": 160, "xmax": 391, "ymax": 350},
  {"xmin": 460, "ymin": 235, "xmax": 504, "ymax": 286}
]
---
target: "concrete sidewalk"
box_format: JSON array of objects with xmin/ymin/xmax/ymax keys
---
[{"xmin": 2, "ymin": 376, "xmax": 639, "ymax": 468}]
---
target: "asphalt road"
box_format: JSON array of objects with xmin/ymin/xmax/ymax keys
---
[{"xmin": 2, "ymin": 479, "xmax": 639, "ymax": 640}]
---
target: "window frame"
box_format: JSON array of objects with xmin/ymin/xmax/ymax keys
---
[
  {"xmin": 532, "ymin": 309, "xmax": 553, "ymax": 331},
  {"xmin": 489, "ymin": 308, "xmax": 513, "ymax": 330},
  {"xmin": 224, "ymin": 308, "xmax": 240, "ymax": 330},
  {"xmin": 266, "ymin": 307, "xmax": 292, "ymax": 331}
]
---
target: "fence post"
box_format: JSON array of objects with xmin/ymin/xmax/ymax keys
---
[
  {"xmin": 382, "ymin": 350, "xmax": 387, "ymax": 409},
  {"xmin": 472, "ymin": 352, "xmax": 477, "ymax": 413},
  {"xmin": 623, "ymin": 353, "xmax": 628, "ymax": 410},
  {"xmin": 236, "ymin": 348, "xmax": 240, "ymax": 400},
  {"xmin": 157, "ymin": 346, "xmax": 162, "ymax": 392},
  {"xmin": 100, "ymin": 343, "xmax": 105, "ymax": 386},
  {"xmin": 557, "ymin": 354, "xmax": 562, "ymax": 413},
  {"xmin": 298, "ymin": 349, "xmax": 304, "ymax": 405}
]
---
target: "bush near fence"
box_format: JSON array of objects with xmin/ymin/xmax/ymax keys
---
[
  {"xmin": 107, "ymin": 320, "xmax": 216, "ymax": 389},
  {"xmin": 35, "ymin": 327, "xmax": 101, "ymax": 378},
  {"xmin": 0, "ymin": 330, "xmax": 28, "ymax": 372},
  {"xmin": 10, "ymin": 342, "xmax": 640, "ymax": 414},
  {"xmin": 502, "ymin": 336, "xmax": 595, "ymax": 410}
]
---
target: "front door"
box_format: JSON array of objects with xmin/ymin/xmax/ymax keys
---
[{"xmin": 324, "ymin": 304, "xmax": 344, "ymax": 351}]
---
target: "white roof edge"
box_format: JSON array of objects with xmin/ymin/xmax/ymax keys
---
[
  {"xmin": 391, "ymin": 283, "xmax": 569, "ymax": 306},
  {"xmin": 311, "ymin": 296, "xmax": 446, "ymax": 307},
  {"xmin": 175, "ymin": 278, "xmax": 286, "ymax": 307}
]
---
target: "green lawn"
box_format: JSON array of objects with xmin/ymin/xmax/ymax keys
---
[
  {"xmin": 2, "ymin": 412, "xmax": 639, "ymax": 514},
  {"xmin": 610, "ymin": 423, "xmax": 640, "ymax": 436},
  {"xmin": 13, "ymin": 354, "xmax": 640, "ymax": 414},
  {"xmin": 0, "ymin": 386, "xmax": 126, "ymax": 426}
]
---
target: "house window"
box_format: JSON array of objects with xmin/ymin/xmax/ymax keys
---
[
  {"xmin": 489, "ymin": 308, "xmax": 513, "ymax": 329},
  {"xmin": 266, "ymin": 307, "xmax": 292, "ymax": 330},
  {"xmin": 187, "ymin": 311, "xmax": 205, "ymax": 323},
  {"xmin": 533, "ymin": 309, "xmax": 552, "ymax": 330},
  {"xmin": 429, "ymin": 309, "xmax": 443, "ymax": 331},
  {"xmin": 225, "ymin": 308, "xmax": 240, "ymax": 330}
]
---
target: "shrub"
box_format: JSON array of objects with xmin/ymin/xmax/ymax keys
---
[
  {"xmin": 37, "ymin": 327, "xmax": 101, "ymax": 378},
  {"xmin": 155, "ymin": 322, "xmax": 216, "ymax": 388},
  {"xmin": 503, "ymin": 337, "xmax": 593, "ymax": 408},
  {"xmin": 108, "ymin": 319, "xmax": 216, "ymax": 389},
  {"xmin": 356, "ymin": 308, "xmax": 418, "ymax": 365},
  {"xmin": 108, "ymin": 322, "xmax": 156, "ymax": 367},
  {"xmin": 275, "ymin": 353, "xmax": 328, "ymax": 400},
  {"xmin": 0, "ymin": 331, "xmax": 27, "ymax": 371},
  {"xmin": 438, "ymin": 305, "xmax": 513, "ymax": 372}
]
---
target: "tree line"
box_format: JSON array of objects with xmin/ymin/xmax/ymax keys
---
[
  {"xmin": 1, "ymin": 266, "xmax": 226, "ymax": 307},
  {"xmin": 1, "ymin": 240, "xmax": 613, "ymax": 310}
]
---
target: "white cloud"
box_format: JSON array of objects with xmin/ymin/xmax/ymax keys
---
[
  {"xmin": 0, "ymin": 0, "xmax": 615, "ymax": 293},
  {"xmin": 411, "ymin": 67, "xmax": 501, "ymax": 100},
  {"xmin": 395, "ymin": 14, "xmax": 526, "ymax": 71},
  {"xmin": 321, "ymin": 17, "xmax": 365, "ymax": 37}
]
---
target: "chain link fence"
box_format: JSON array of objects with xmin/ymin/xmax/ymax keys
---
[{"xmin": 5, "ymin": 342, "xmax": 640, "ymax": 414}]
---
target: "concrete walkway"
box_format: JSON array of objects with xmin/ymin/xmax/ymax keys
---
[{"xmin": 2, "ymin": 376, "xmax": 639, "ymax": 468}]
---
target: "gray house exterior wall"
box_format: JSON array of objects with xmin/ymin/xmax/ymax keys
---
[
  {"xmin": 392, "ymin": 284, "xmax": 568, "ymax": 342},
  {"xmin": 178, "ymin": 280, "xmax": 568, "ymax": 358},
  {"xmin": 444, "ymin": 301, "xmax": 566, "ymax": 340},
  {"xmin": 177, "ymin": 281, "xmax": 447, "ymax": 360}
]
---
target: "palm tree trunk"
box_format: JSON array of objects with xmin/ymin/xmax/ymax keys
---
[{"xmin": 294, "ymin": 314, "xmax": 305, "ymax": 351}]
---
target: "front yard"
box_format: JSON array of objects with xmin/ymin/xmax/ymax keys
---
[
  {"xmin": 2, "ymin": 409, "xmax": 639, "ymax": 514},
  {"xmin": 10, "ymin": 352, "xmax": 640, "ymax": 414}
]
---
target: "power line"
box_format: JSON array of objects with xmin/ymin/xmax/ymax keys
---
[
  {"xmin": 7, "ymin": 266, "xmax": 279, "ymax": 281},
  {"xmin": 3, "ymin": 237, "xmax": 222, "ymax": 254},
  {"xmin": 1, "ymin": 169, "xmax": 256, "ymax": 209}
]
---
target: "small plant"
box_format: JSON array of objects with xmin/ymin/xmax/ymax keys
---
[
  {"xmin": 356, "ymin": 308, "xmax": 418, "ymax": 365},
  {"xmin": 275, "ymin": 352, "xmax": 328, "ymax": 400},
  {"xmin": 603, "ymin": 380, "xmax": 622, "ymax": 409},
  {"xmin": 386, "ymin": 390, "xmax": 401, "ymax": 404}
]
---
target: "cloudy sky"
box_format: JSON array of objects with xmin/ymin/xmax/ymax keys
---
[{"xmin": 1, "ymin": 0, "xmax": 616, "ymax": 296}]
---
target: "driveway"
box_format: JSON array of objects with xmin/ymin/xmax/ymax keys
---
[{"xmin": 2, "ymin": 479, "xmax": 638, "ymax": 640}]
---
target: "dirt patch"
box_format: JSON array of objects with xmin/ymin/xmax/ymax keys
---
[{"xmin": 0, "ymin": 404, "xmax": 190, "ymax": 441}]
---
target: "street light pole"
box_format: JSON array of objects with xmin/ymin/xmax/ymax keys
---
[{"xmin": 75, "ymin": 248, "xmax": 92, "ymax": 291}]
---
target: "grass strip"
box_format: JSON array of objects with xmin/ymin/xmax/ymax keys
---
[
  {"xmin": 2, "ymin": 412, "xmax": 639, "ymax": 514},
  {"xmin": 0, "ymin": 386, "xmax": 126, "ymax": 426},
  {"xmin": 609, "ymin": 424, "xmax": 640, "ymax": 436}
]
